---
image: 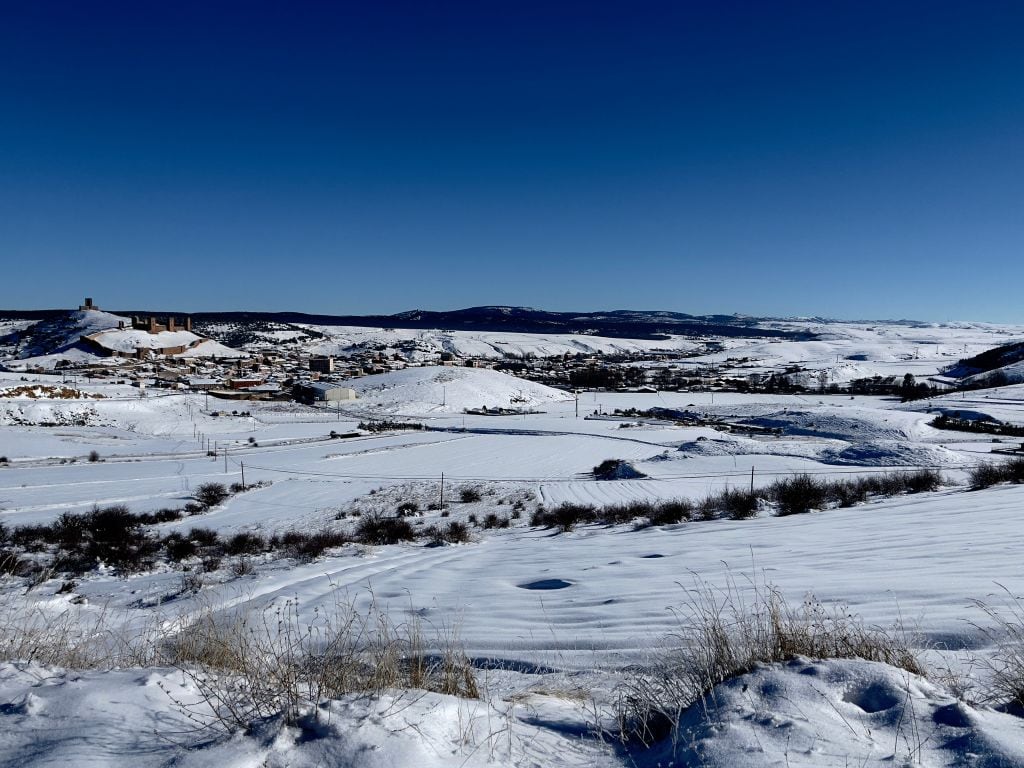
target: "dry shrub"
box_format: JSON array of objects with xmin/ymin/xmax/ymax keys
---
[
  {"xmin": 647, "ymin": 500, "xmax": 692, "ymax": 526},
  {"xmin": 425, "ymin": 521, "xmax": 471, "ymax": 545},
  {"xmin": 770, "ymin": 474, "xmax": 828, "ymax": 516},
  {"xmin": 970, "ymin": 459, "xmax": 1024, "ymax": 490},
  {"xmin": 354, "ymin": 515, "xmax": 416, "ymax": 545},
  {"xmin": 459, "ymin": 486, "xmax": 483, "ymax": 503},
  {"xmin": 718, "ymin": 488, "xmax": 760, "ymax": 520},
  {"xmin": 194, "ymin": 482, "xmax": 230, "ymax": 509},
  {"xmin": 0, "ymin": 589, "xmax": 479, "ymax": 735},
  {"xmin": 163, "ymin": 594, "xmax": 478, "ymax": 732},
  {"xmin": 970, "ymin": 586, "xmax": 1024, "ymax": 709},
  {"xmin": 615, "ymin": 574, "xmax": 923, "ymax": 745},
  {"xmin": 531, "ymin": 503, "xmax": 597, "ymax": 532},
  {"xmin": 0, "ymin": 597, "xmax": 153, "ymax": 669}
]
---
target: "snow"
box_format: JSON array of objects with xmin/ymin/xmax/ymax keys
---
[
  {"xmin": 87, "ymin": 328, "xmax": 203, "ymax": 352},
  {"xmin": 337, "ymin": 365, "xmax": 575, "ymax": 415},
  {"xmin": 1, "ymin": 310, "xmax": 244, "ymax": 368},
  {"xmin": 640, "ymin": 657, "xmax": 1024, "ymax": 767},
  {"xmin": 3, "ymin": 322, "xmax": 1024, "ymax": 765},
  {"xmin": 304, "ymin": 324, "xmax": 702, "ymax": 360},
  {"xmin": 0, "ymin": 662, "xmax": 613, "ymax": 768}
]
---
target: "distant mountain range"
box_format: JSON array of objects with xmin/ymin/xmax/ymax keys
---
[{"xmin": 0, "ymin": 306, "xmax": 813, "ymax": 340}]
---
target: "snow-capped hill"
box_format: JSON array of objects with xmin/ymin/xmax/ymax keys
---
[
  {"xmin": 1, "ymin": 309, "xmax": 245, "ymax": 368},
  {"xmin": 342, "ymin": 365, "xmax": 574, "ymax": 415},
  {"xmin": 6, "ymin": 309, "xmax": 127, "ymax": 358}
]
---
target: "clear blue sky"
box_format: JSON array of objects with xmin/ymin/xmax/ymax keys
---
[{"xmin": 1, "ymin": 1, "xmax": 1022, "ymax": 321}]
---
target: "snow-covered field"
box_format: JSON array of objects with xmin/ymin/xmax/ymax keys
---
[
  {"xmin": 303, "ymin": 324, "xmax": 705, "ymax": 360},
  {"xmin": 3, "ymin": 326, "xmax": 1024, "ymax": 766}
]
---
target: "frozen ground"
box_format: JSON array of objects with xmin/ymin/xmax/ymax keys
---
[{"xmin": 3, "ymin": 329, "xmax": 1024, "ymax": 765}]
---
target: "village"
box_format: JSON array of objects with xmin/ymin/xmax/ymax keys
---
[{"xmin": 0, "ymin": 299, "xmax": 958, "ymax": 411}]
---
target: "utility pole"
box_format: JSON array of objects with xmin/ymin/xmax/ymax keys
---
[
  {"xmin": 224, "ymin": 447, "xmax": 228, "ymax": 473},
  {"xmin": 439, "ymin": 472, "xmax": 444, "ymax": 510},
  {"xmin": 575, "ymin": 390, "xmax": 579, "ymax": 418},
  {"xmin": 240, "ymin": 461, "xmax": 246, "ymax": 490},
  {"xmin": 750, "ymin": 466, "xmax": 755, "ymax": 494}
]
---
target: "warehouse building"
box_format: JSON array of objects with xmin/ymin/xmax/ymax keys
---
[{"xmin": 292, "ymin": 382, "xmax": 358, "ymax": 405}]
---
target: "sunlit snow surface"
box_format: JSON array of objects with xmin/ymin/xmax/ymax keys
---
[{"xmin": 3, "ymin": 322, "xmax": 1024, "ymax": 766}]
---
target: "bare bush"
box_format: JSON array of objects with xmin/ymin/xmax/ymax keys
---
[
  {"xmin": 770, "ymin": 474, "xmax": 828, "ymax": 516},
  {"xmin": 647, "ymin": 500, "xmax": 692, "ymax": 526},
  {"xmin": 163, "ymin": 595, "xmax": 478, "ymax": 733},
  {"xmin": 194, "ymin": 482, "xmax": 230, "ymax": 509},
  {"xmin": 1006, "ymin": 456, "xmax": 1024, "ymax": 484},
  {"xmin": 396, "ymin": 500, "xmax": 420, "ymax": 516},
  {"xmin": 969, "ymin": 459, "xmax": 1024, "ymax": 490},
  {"xmin": 425, "ymin": 521, "xmax": 471, "ymax": 545},
  {"xmin": 969, "ymin": 463, "xmax": 1005, "ymax": 490},
  {"xmin": 354, "ymin": 515, "xmax": 416, "ymax": 545},
  {"xmin": 274, "ymin": 530, "xmax": 349, "ymax": 561},
  {"xmin": 718, "ymin": 488, "xmax": 760, "ymax": 520},
  {"xmin": 0, "ymin": 598, "xmax": 153, "ymax": 669},
  {"xmin": 0, "ymin": 591, "xmax": 479, "ymax": 736},
  {"xmin": 224, "ymin": 532, "xmax": 266, "ymax": 556},
  {"xmin": 459, "ymin": 486, "xmax": 483, "ymax": 503},
  {"xmin": 531, "ymin": 503, "xmax": 598, "ymax": 532}
]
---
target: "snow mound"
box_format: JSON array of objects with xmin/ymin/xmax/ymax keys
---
[
  {"xmin": 0, "ymin": 663, "xmax": 604, "ymax": 768},
  {"xmin": 639, "ymin": 658, "xmax": 1024, "ymax": 767},
  {"xmin": 671, "ymin": 435, "xmax": 826, "ymax": 460},
  {"xmin": 669, "ymin": 432, "xmax": 961, "ymax": 468},
  {"xmin": 176, "ymin": 338, "xmax": 247, "ymax": 358},
  {"xmin": 820, "ymin": 440, "xmax": 966, "ymax": 467},
  {"xmin": 745, "ymin": 408, "xmax": 920, "ymax": 441},
  {"xmin": 345, "ymin": 366, "xmax": 573, "ymax": 415}
]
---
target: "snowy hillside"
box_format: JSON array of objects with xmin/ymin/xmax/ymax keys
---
[
  {"xmin": 303, "ymin": 324, "xmax": 703, "ymax": 360},
  {"xmin": 0, "ymin": 309, "xmax": 243, "ymax": 368},
  {"xmin": 341, "ymin": 365, "xmax": 575, "ymax": 415},
  {"xmin": 3, "ymin": 321, "xmax": 1024, "ymax": 766},
  {"xmin": 3, "ymin": 309, "xmax": 128, "ymax": 358}
]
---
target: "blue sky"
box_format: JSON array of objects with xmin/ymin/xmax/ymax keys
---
[{"xmin": 1, "ymin": 1, "xmax": 1022, "ymax": 321}]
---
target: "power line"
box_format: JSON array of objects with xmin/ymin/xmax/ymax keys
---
[{"xmin": 233, "ymin": 456, "xmax": 988, "ymax": 484}]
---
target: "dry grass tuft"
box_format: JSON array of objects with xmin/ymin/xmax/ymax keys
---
[
  {"xmin": 161, "ymin": 593, "xmax": 478, "ymax": 732},
  {"xmin": 615, "ymin": 573, "xmax": 924, "ymax": 745},
  {"xmin": 970, "ymin": 586, "xmax": 1024, "ymax": 710},
  {"xmin": 0, "ymin": 589, "xmax": 478, "ymax": 735}
]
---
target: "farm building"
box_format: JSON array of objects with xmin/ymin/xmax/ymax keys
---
[{"xmin": 293, "ymin": 382, "xmax": 358, "ymax": 405}]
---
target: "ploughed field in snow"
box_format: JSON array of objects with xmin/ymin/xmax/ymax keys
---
[{"xmin": 3, "ymin": 342, "xmax": 1024, "ymax": 764}]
